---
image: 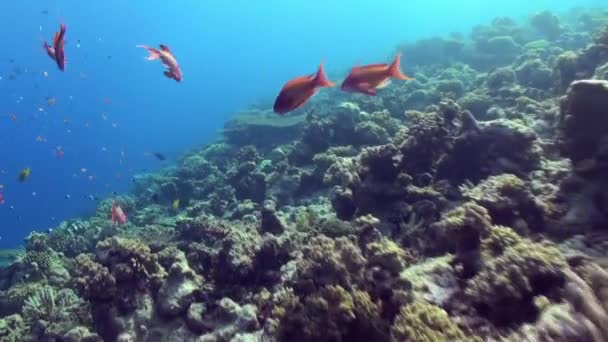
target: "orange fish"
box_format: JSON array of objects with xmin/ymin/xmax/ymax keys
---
[
  {"xmin": 273, "ymin": 63, "xmax": 334, "ymax": 114},
  {"xmin": 111, "ymin": 201, "xmax": 127, "ymax": 225},
  {"xmin": 43, "ymin": 23, "xmax": 67, "ymax": 71},
  {"xmin": 137, "ymin": 44, "xmax": 182, "ymax": 82},
  {"xmin": 341, "ymin": 53, "xmax": 412, "ymax": 96}
]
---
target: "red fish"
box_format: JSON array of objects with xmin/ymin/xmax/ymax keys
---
[
  {"xmin": 0, "ymin": 192, "xmax": 4, "ymax": 205},
  {"xmin": 43, "ymin": 24, "xmax": 67, "ymax": 71},
  {"xmin": 341, "ymin": 53, "xmax": 412, "ymax": 96},
  {"xmin": 137, "ymin": 44, "xmax": 182, "ymax": 82},
  {"xmin": 55, "ymin": 146, "xmax": 64, "ymax": 159},
  {"xmin": 111, "ymin": 201, "xmax": 127, "ymax": 224},
  {"xmin": 273, "ymin": 63, "xmax": 334, "ymax": 114}
]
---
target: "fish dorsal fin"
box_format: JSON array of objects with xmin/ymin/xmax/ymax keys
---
[
  {"xmin": 377, "ymin": 78, "xmax": 391, "ymax": 89},
  {"xmin": 159, "ymin": 44, "xmax": 171, "ymax": 53}
]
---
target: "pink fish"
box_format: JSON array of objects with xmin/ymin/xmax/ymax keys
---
[
  {"xmin": 137, "ymin": 44, "xmax": 182, "ymax": 82},
  {"xmin": 111, "ymin": 201, "xmax": 127, "ymax": 224},
  {"xmin": 43, "ymin": 24, "xmax": 67, "ymax": 71}
]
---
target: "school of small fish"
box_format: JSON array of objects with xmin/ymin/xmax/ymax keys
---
[{"xmin": 2, "ymin": 17, "xmax": 412, "ymax": 231}]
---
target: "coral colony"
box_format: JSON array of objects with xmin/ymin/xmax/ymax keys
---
[{"xmin": 2, "ymin": 9, "xmax": 608, "ymax": 342}]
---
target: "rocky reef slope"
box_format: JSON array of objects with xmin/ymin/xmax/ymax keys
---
[{"xmin": 2, "ymin": 9, "xmax": 608, "ymax": 342}]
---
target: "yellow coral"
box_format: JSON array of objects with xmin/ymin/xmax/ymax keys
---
[{"xmin": 391, "ymin": 301, "xmax": 471, "ymax": 342}]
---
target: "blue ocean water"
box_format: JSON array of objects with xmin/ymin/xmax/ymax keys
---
[{"xmin": 0, "ymin": 0, "xmax": 605, "ymax": 248}]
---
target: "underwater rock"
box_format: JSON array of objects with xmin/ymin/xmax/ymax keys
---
[
  {"xmin": 436, "ymin": 118, "xmax": 540, "ymax": 184},
  {"xmin": 63, "ymin": 326, "xmax": 102, "ymax": 342},
  {"xmin": 193, "ymin": 298, "xmax": 260, "ymax": 340},
  {"xmin": 156, "ymin": 250, "xmax": 203, "ymax": 317},
  {"xmin": 516, "ymin": 58, "xmax": 553, "ymax": 90},
  {"xmin": 486, "ymin": 67, "xmax": 516, "ymax": 91},
  {"xmin": 399, "ymin": 36, "xmax": 465, "ymax": 67},
  {"xmin": 260, "ymin": 200, "xmax": 285, "ymax": 235},
  {"xmin": 458, "ymin": 91, "xmax": 492, "ymax": 120},
  {"xmin": 530, "ymin": 11, "xmax": 562, "ymax": 40},
  {"xmin": 222, "ymin": 109, "xmax": 306, "ymax": 147},
  {"xmin": 559, "ymin": 79, "xmax": 608, "ymax": 165},
  {"xmin": 353, "ymin": 121, "xmax": 390, "ymax": 146},
  {"xmin": 399, "ymin": 256, "xmax": 459, "ymax": 307},
  {"xmin": 331, "ymin": 187, "xmax": 357, "ymax": 221},
  {"xmin": 228, "ymin": 159, "xmax": 267, "ymax": 204}
]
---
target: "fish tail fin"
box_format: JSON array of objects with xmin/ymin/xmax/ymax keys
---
[
  {"xmin": 388, "ymin": 53, "xmax": 412, "ymax": 80},
  {"xmin": 136, "ymin": 45, "xmax": 160, "ymax": 61},
  {"xmin": 314, "ymin": 62, "xmax": 334, "ymax": 88}
]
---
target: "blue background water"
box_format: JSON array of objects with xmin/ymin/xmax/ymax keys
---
[{"xmin": 0, "ymin": 0, "xmax": 605, "ymax": 248}]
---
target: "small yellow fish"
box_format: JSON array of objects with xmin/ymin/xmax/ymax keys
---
[
  {"xmin": 19, "ymin": 168, "xmax": 31, "ymax": 182},
  {"xmin": 172, "ymin": 199, "xmax": 180, "ymax": 210}
]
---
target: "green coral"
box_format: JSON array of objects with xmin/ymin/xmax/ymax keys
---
[
  {"xmin": 0, "ymin": 314, "xmax": 26, "ymax": 342},
  {"xmin": 278, "ymin": 285, "xmax": 386, "ymax": 342},
  {"xmin": 390, "ymin": 301, "xmax": 470, "ymax": 342},
  {"xmin": 466, "ymin": 239, "xmax": 567, "ymax": 324},
  {"xmin": 366, "ymin": 238, "xmax": 414, "ymax": 274},
  {"xmin": 291, "ymin": 236, "xmax": 365, "ymax": 293},
  {"xmin": 22, "ymin": 286, "xmax": 87, "ymax": 339},
  {"xmin": 481, "ymin": 225, "xmax": 523, "ymax": 256},
  {"xmin": 22, "ymin": 286, "xmax": 83, "ymax": 324},
  {"xmin": 434, "ymin": 202, "xmax": 493, "ymax": 253},
  {"xmin": 0, "ymin": 282, "xmax": 45, "ymax": 317}
]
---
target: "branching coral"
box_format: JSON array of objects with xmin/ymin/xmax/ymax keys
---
[{"xmin": 22, "ymin": 286, "xmax": 83, "ymax": 324}]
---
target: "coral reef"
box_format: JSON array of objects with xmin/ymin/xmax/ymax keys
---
[{"xmin": 3, "ymin": 8, "xmax": 608, "ymax": 341}]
